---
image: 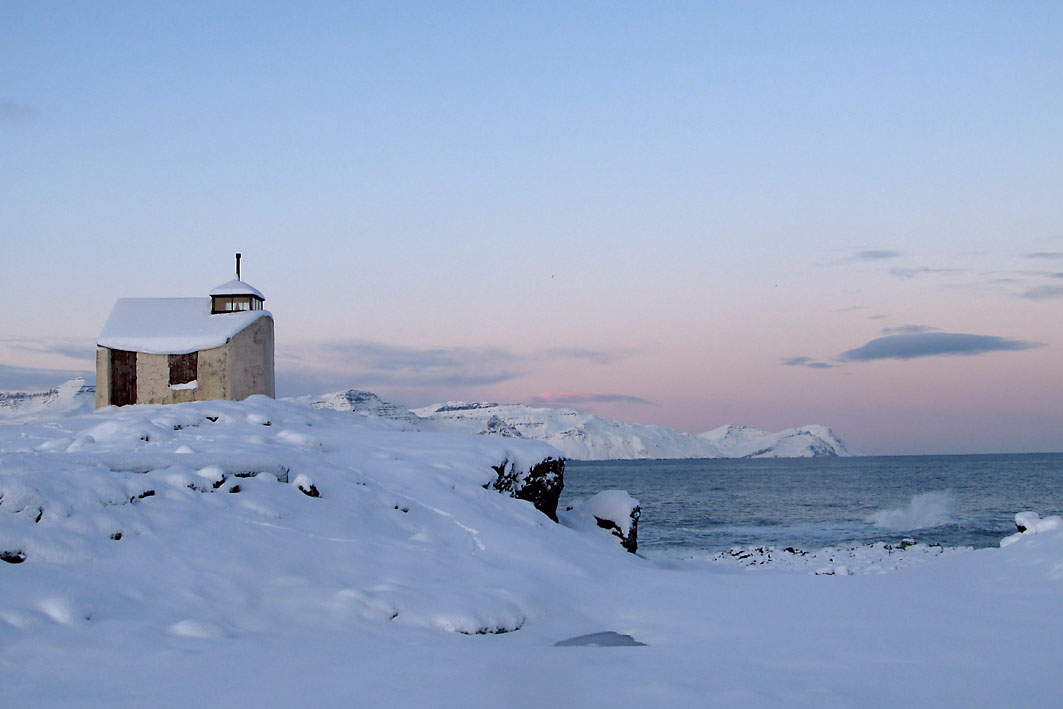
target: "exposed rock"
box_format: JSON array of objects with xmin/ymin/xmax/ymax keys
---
[
  {"xmin": 487, "ymin": 457, "xmax": 564, "ymax": 522},
  {"xmin": 456, "ymin": 618, "xmax": 525, "ymax": 635},
  {"xmin": 1, "ymin": 550, "xmax": 27, "ymax": 564}
]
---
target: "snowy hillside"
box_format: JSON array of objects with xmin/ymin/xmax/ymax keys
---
[
  {"xmin": 0, "ymin": 378, "xmax": 95, "ymax": 422},
  {"xmin": 413, "ymin": 400, "xmax": 852, "ymax": 460},
  {"xmin": 3, "ymin": 395, "xmax": 1063, "ymax": 706}
]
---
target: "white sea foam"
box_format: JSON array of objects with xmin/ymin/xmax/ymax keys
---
[{"xmin": 868, "ymin": 490, "xmax": 955, "ymax": 531}]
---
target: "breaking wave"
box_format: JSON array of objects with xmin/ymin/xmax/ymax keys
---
[{"xmin": 867, "ymin": 490, "xmax": 956, "ymax": 531}]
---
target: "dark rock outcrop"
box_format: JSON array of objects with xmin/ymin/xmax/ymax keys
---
[
  {"xmin": 1, "ymin": 550, "xmax": 27, "ymax": 564},
  {"xmin": 488, "ymin": 456, "xmax": 564, "ymax": 522}
]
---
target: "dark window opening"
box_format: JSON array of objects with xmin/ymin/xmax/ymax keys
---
[{"xmin": 169, "ymin": 352, "xmax": 198, "ymax": 386}]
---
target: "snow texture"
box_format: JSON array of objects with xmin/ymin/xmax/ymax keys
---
[
  {"xmin": 2, "ymin": 391, "xmax": 1062, "ymax": 707},
  {"xmin": 97, "ymin": 298, "xmax": 270, "ymax": 355}
]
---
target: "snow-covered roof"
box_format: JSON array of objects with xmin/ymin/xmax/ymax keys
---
[
  {"xmin": 209, "ymin": 279, "xmax": 265, "ymax": 299},
  {"xmin": 98, "ymin": 298, "xmax": 270, "ymax": 355}
]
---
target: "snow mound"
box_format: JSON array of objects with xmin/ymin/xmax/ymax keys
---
[{"xmin": 1001, "ymin": 511, "xmax": 1063, "ymax": 547}]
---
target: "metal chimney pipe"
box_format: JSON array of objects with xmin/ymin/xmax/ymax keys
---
[{"xmin": 236, "ymin": 253, "xmax": 242, "ymax": 280}]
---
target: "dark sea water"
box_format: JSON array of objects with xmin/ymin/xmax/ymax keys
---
[{"xmin": 561, "ymin": 454, "xmax": 1063, "ymax": 556}]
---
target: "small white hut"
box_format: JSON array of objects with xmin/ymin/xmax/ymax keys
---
[{"xmin": 95, "ymin": 257, "xmax": 275, "ymax": 408}]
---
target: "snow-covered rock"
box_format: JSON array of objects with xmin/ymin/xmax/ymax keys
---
[
  {"xmin": 1001, "ymin": 511, "xmax": 1063, "ymax": 547},
  {"xmin": 486, "ymin": 456, "xmax": 565, "ymax": 522},
  {"xmin": 562, "ymin": 490, "xmax": 641, "ymax": 553}
]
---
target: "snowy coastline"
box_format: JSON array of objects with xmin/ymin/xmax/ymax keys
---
[{"xmin": 2, "ymin": 396, "xmax": 1061, "ymax": 706}]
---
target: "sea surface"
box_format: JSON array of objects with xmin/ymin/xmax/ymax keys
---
[{"xmin": 561, "ymin": 453, "xmax": 1063, "ymax": 557}]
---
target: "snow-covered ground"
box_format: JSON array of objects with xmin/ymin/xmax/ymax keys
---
[{"xmin": 2, "ymin": 395, "xmax": 1061, "ymax": 706}]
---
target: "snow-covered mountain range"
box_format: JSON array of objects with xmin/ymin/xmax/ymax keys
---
[{"xmin": 305, "ymin": 390, "xmax": 853, "ymax": 460}]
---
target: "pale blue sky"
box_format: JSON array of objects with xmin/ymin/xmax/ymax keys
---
[{"xmin": 3, "ymin": 2, "xmax": 1061, "ymax": 454}]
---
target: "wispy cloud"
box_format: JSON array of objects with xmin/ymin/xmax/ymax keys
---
[
  {"xmin": 276, "ymin": 339, "xmax": 630, "ymax": 396},
  {"xmin": 0, "ymin": 99, "xmax": 40, "ymax": 123},
  {"xmin": 312, "ymin": 340, "xmax": 524, "ymax": 388},
  {"xmin": 2, "ymin": 338, "xmax": 95, "ymax": 362},
  {"xmin": 855, "ymin": 249, "xmax": 901, "ymax": 261},
  {"xmin": 888, "ymin": 266, "xmax": 962, "ymax": 280},
  {"xmin": 541, "ymin": 347, "xmax": 633, "ymax": 365},
  {"xmin": 0, "ymin": 364, "xmax": 93, "ymax": 391},
  {"xmin": 782, "ymin": 356, "xmax": 836, "ymax": 369},
  {"xmin": 1021, "ymin": 285, "xmax": 1063, "ymax": 300},
  {"xmin": 1026, "ymin": 252, "xmax": 1063, "ymax": 260},
  {"xmin": 821, "ymin": 250, "xmax": 901, "ymax": 268},
  {"xmin": 527, "ymin": 391, "xmax": 652, "ymax": 406},
  {"xmin": 880, "ymin": 325, "xmax": 937, "ymax": 335},
  {"xmin": 839, "ymin": 332, "xmax": 1043, "ymax": 362}
]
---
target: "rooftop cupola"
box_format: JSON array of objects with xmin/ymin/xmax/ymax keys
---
[{"xmin": 210, "ymin": 253, "xmax": 265, "ymax": 314}]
